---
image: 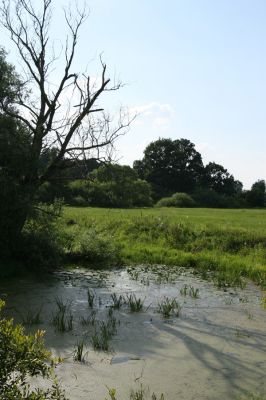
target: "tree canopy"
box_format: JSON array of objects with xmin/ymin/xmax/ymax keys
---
[{"xmin": 133, "ymin": 138, "xmax": 204, "ymax": 198}]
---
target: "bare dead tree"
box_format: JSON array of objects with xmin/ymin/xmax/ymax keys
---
[{"xmin": 0, "ymin": 0, "xmax": 133, "ymax": 188}]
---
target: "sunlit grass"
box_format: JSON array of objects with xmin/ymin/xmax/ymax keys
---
[{"xmin": 60, "ymin": 207, "xmax": 266, "ymax": 288}]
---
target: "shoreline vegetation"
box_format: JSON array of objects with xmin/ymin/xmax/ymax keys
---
[
  {"xmin": 1, "ymin": 206, "xmax": 266, "ymax": 290},
  {"xmin": 60, "ymin": 207, "xmax": 266, "ymax": 289}
]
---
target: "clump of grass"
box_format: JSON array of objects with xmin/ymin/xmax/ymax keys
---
[
  {"xmin": 106, "ymin": 386, "xmax": 165, "ymax": 400},
  {"xmin": 80, "ymin": 310, "xmax": 97, "ymax": 326},
  {"xmin": 180, "ymin": 284, "xmax": 189, "ymax": 296},
  {"xmin": 91, "ymin": 321, "xmax": 111, "ymax": 352},
  {"xmin": 91, "ymin": 310, "xmax": 119, "ymax": 352},
  {"xmin": 111, "ymin": 293, "xmax": 124, "ymax": 309},
  {"xmin": 180, "ymin": 285, "xmax": 199, "ymax": 298},
  {"xmin": 127, "ymin": 294, "xmax": 144, "ymax": 312},
  {"xmin": 22, "ymin": 307, "xmax": 42, "ymax": 325},
  {"xmin": 54, "ymin": 296, "xmax": 70, "ymax": 313},
  {"xmin": 215, "ymin": 271, "xmax": 246, "ymax": 289},
  {"xmin": 73, "ymin": 339, "xmax": 86, "ymax": 362},
  {"xmin": 52, "ymin": 309, "xmax": 73, "ymax": 332},
  {"xmin": 189, "ymin": 286, "xmax": 199, "ymax": 298},
  {"xmin": 158, "ymin": 297, "xmax": 181, "ymax": 318},
  {"xmin": 87, "ymin": 289, "xmax": 95, "ymax": 307},
  {"xmin": 130, "ymin": 385, "xmax": 165, "ymax": 400}
]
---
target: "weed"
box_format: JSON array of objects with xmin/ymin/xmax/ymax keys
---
[
  {"xmin": 73, "ymin": 339, "xmax": 86, "ymax": 362},
  {"xmin": 51, "ymin": 309, "xmax": 73, "ymax": 332},
  {"xmin": 22, "ymin": 307, "xmax": 42, "ymax": 325},
  {"xmin": 54, "ymin": 296, "xmax": 70, "ymax": 313},
  {"xmin": 158, "ymin": 297, "xmax": 181, "ymax": 318},
  {"xmin": 91, "ymin": 322, "xmax": 111, "ymax": 352},
  {"xmin": 80, "ymin": 310, "xmax": 97, "ymax": 326},
  {"xmin": 180, "ymin": 285, "xmax": 189, "ymax": 296},
  {"xmin": 111, "ymin": 293, "xmax": 124, "ymax": 309},
  {"xmin": 189, "ymin": 286, "xmax": 199, "ymax": 299},
  {"xmin": 87, "ymin": 289, "xmax": 95, "ymax": 307},
  {"xmin": 127, "ymin": 294, "xmax": 144, "ymax": 312}
]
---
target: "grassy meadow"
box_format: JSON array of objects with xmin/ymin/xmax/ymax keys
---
[{"xmin": 59, "ymin": 207, "xmax": 266, "ymax": 289}]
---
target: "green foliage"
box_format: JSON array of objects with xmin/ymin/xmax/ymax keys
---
[
  {"xmin": 62, "ymin": 207, "xmax": 266, "ymax": 289},
  {"xmin": 88, "ymin": 164, "xmax": 153, "ymax": 208},
  {"xmin": 133, "ymin": 138, "xmax": 204, "ymax": 198},
  {"xmin": 73, "ymin": 340, "xmax": 86, "ymax": 362},
  {"xmin": 0, "ymin": 300, "xmax": 67, "ymax": 400},
  {"xmin": 246, "ymin": 180, "xmax": 266, "ymax": 207},
  {"xmin": 126, "ymin": 294, "xmax": 144, "ymax": 312},
  {"xmin": 157, "ymin": 297, "xmax": 181, "ymax": 318},
  {"xmin": 156, "ymin": 192, "xmax": 195, "ymax": 208},
  {"xmin": 74, "ymin": 228, "xmax": 121, "ymax": 265}
]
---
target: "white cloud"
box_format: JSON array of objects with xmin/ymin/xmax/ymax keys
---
[{"xmin": 128, "ymin": 101, "xmax": 174, "ymax": 131}]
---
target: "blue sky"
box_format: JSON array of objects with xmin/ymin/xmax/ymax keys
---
[{"xmin": 3, "ymin": 0, "xmax": 266, "ymax": 188}]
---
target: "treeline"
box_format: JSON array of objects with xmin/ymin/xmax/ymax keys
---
[{"xmin": 37, "ymin": 138, "xmax": 265, "ymax": 209}]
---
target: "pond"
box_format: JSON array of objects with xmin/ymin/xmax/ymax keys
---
[{"xmin": 1, "ymin": 266, "xmax": 265, "ymax": 400}]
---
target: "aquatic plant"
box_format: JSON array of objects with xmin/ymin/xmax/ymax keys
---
[
  {"xmin": 111, "ymin": 293, "xmax": 124, "ymax": 309},
  {"xmin": 189, "ymin": 286, "xmax": 199, "ymax": 299},
  {"xmin": 91, "ymin": 322, "xmax": 111, "ymax": 352},
  {"xmin": 127, "ymin": 294, "xmax": 144, "ymax": 312},
  {"xmin": 87, "ymin": 289, "xmax": 95, "ymax": 307},
  {"xmin": 51, "ymin": 308, "xmax": 73, "ymax": 332},
  {"xmin": 73, "ymin": 339, "xmax": 86, "ymax": 362},
  {"xmin": 180, "ymin": 285, "xmax": 189, "ymax": 296},
  {"xmin": 54, "ymin": 296, "xmax": 70, "ymax": 313},
  {"xmin": 80, "ymin": 310, "xmax": 97, "ymax": 326},
  {"xmin": 22, "ymin": 307, "xmax": 42, "ymax": 325},
  {"xmin": 157, "ymin": 297, "xmax": 181, "ymax": 318}
]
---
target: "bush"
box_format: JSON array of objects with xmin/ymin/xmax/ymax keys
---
[
  {"xmin": 11, "ymin": 203, "xmax": 65, "ymax": 271},
  {"xmin": 0, "ymin": 300, "xmax": 67, "ymax": 400},
  {"xmin": 192, "ymin": 188, "xmax": 245, "ymax": 208},
  {"xmin": 74, "ymin": 229, "xmax": 121, "ymax": 265},
  {"xmin": 156, "ymin": 192, "xmax": 195, "ymax": 208}
]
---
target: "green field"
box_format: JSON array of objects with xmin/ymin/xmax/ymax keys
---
[{"xmin": 61, "ymin": 207, "xmax": 266, "ymax": 289}]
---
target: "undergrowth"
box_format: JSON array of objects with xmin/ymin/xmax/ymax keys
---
[{"xmin": 60, "ymin": 207, "xmax": 266, "ymax": 289}]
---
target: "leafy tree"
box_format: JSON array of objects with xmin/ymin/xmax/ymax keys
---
[
  {"xmin": 201, "ymin": 162, "xmax": 240, "ymax": 195},
  {"xmin": 0, "ymin": 300, "xmax": 67, "ymax": 400},
  {"xmin": 0, "ymin": 0, "xmax": 132, "ymax": 255},
  {"xmin": 87, "ymin": 164, "xmax": 153, "ymax": 208},
  {"xmin": 246, "ymin": 180, "xmax": 265, "ymax": 207},
  {"xmin": 134, "ymin": 138, "xmax": 204, "ymax": 198}
]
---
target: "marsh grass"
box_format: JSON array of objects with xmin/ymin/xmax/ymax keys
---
[
  {"xmin": 111, "ymin": 293, "xmax": 124, "ymax": 309},
  {"xmin": 73, "ymin": 339, "xmax": 86, "ymax": 362},
  {"xmin": 127, "ymin": 294, "xmax": 144, "ymax": 312},
  {"xmin": 87, "ymin": 289, "xmax": 95, "ymax": 307},
  {"xmin": 51, "ymin": 308, "xmax": 73, "ymax": 332},
  {"xmin": 189, "ymin": 286, "xmax": 199, "ymax": 298},
  {"xmin": 158, "ymin": 297, "xmax": 181, "ymax": 318},
  {"xmin": 21, "ymin": 307, "xmax": 42, "ymax": 325},
  {"xmin": 80, "ymin": 310, "xmax": 97, "ymax": 326},
  {"xmin": 91, "ymin": 311, "xmax": 118, "ymax": 352},
  {"xmin": 106, "ymin": 387, "xmax": 165, "ymax": 400},
  {"xmin": 180, "ymin": 285, "xmax": 199, "ymax": 298},
  {"xmin": 54, "ymin": 296, "xmax": 70, "ymax": 313}
]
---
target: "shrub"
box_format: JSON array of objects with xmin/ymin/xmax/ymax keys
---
[
  {"xmin": 156, "ymin": 192, "xmax": 195, "ymax": 208},
  {"xmin": 75, "ymin": 229, "xmax": 121, "ymax": 265},
  {"xmin": 0, "ymin": 300, "xmax": 67, "ymax": 400}
]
